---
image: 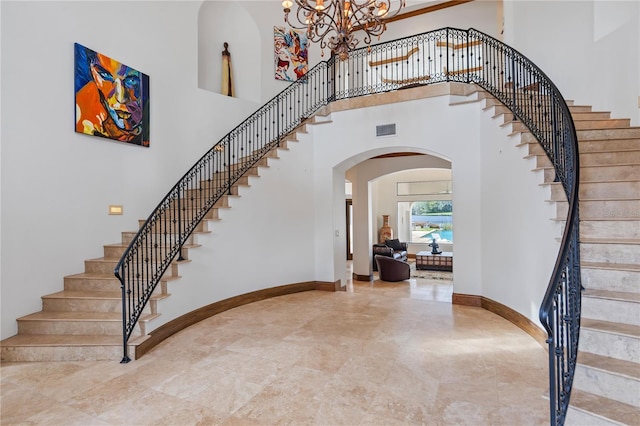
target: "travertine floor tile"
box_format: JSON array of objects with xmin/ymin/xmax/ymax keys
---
[{"xmin": 1, "ymin": 267, "xmax": 549, "ymax": 425}]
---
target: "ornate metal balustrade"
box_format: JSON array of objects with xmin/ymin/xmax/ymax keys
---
[{"xmin": 115, "ymin": 27, "xmax": 580, "ymax": 425}]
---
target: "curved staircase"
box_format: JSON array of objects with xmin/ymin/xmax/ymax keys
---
[
  {"xmin": 486, "ymin": 97, "xmax": 640, "ymax": 425},
  {"xmin": 0, "ymin": 127, "xmax": 307, "ymax": 362}
]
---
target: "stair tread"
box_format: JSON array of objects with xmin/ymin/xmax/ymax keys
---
[
  {"xmin": 583, "ymin": 288, "xmax": 640, "ymax": 303},
  {"xmin": 17, "ymin": 311, "xmax": 157, "ymax": 322},
  {"xmin": 582, "ymin": 261, "xmax": 640, "ymax": 272},
  {"xmin": 569, "ymin": 389, "xmax": 640, "ymax": 425},
  {"xmin": 577, "ymin": 352, "xmax": 640, "ymax": 380},
  {"xmin": 43, "ymin": 290, "xmax": 169, "ymax": 300},
  {"xmin": 581, "ymin": 318, "xmax": 640, "ymax": 338},
  {"xmin": 581, "ymin": 238, "xmax": 640, "ymax": 245}
]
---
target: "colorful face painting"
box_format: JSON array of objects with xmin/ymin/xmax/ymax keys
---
[
  {"xmin": 74, "ymin": 43, "xmax": 150, "ymax": 147},
  {"xmin": 274, "ymin": 26, "xmax": 308, "ymax": 82}
]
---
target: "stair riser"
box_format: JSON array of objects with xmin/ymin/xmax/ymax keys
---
[
  {"xmin": 1, "ymin": 345, "xmax": 125, "ymax": 362},
  {"xmin": 137, "ymin": 220, "xmax": 208, "ymax": 233},
  {"xmin": 565, "ymin": 407, "xmax": 619, "ymax": 426},
  {"xmin": 184, "ymin": 186, "xmax": 239, "ymax": 198},
  {"xmin": 64, "ymin": 278, "xmax": 167, "ymax": 294},
  {"xmin": 579, "ymin": 328, "xmax": 639, "ymax": 364},
  {"xmin": 581, "ymin": 165, "xmax": 640, "ymax": 181},
  {"xmin": 581, "ymin": 150, "xmax": 640, "ymax": 166},
  {"xmin": 42, "ymin": 298, "xmax": 153, "ymax": 314},
  {"xmin": 577, "ymin": 128, "xmax": 640, "ymax": 141},
  {"xmin": 557, "ymin": 199, "xmax": 640, "ymax": 218},
  {"xmin": 582, "ymin": 297, "xmax": 640, "ymax": 326},
  {"xmin": 581, "ymin": 242, "xmax": 640, "ymax": 265},
  {"xmin": 578, "ymin": 181, "xmax": 640, "ymax": 200},
  {"xmin": 573, "ymin": 119, "xmax": 631, "ymax": 130},
  {"xmin": 104, "ymin": 245, "xmax": 189, "ymax": 261},
  {"xmin": 573, "ymin": 365, "xmax": 640, "ymax": 408},
  {"xmin": 199, "ymin": 176, "xmax": 250, "ymax": 190},
  {"xmin": 121, "ymin": 232, "xmax": 196, "ymax": 246},
  {"xmin": 17, "ymin": 320, "xmax": 137, "ymax": 336},
  {"xmin": 579, "ymin": 220, "xmax": 640, "ymax": 240},
  {"xmin": 582, "ymin": 269, "xmax": 640, "ymax": 294},
  {"xmin": 568, "ymin": 105, "xmax": 594, "ymax": 113},
  {"xmin": 85, "ymin": 260, "xmax": 179, "ymax": 277},
  {"xmin": 571, "ymin": 112, "xmax": 612, "ymax": 120},
  {"xmin": 579, "ymin": 139, "xmax": 640, "ymax": 152}
]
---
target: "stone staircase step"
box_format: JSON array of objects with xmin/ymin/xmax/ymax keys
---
[
  {"xmin": 582, "ymin": 265, "xmax": 640, "ymax": 295},
  {"xmin": 579, "ymin": 138, "xmax": 640, "ymax": 152},
  {"xmin": 103, "ymin": 242, "xmax": 200, "ymax": 259},
  {"xmin": 576, "ymin": 127, "xmax": 640, "ymax": 141},
  {"xmin": 580, "ymin": 219, "xmax": 640, "ymax": 240},
  {"xmin": 0, "ymin": 334, "xmax": 148, "ymax": 362},
  {"xmin": 63, "ymin": 273, "xmax": 174, "ymax": 294},
  {"xmin": 121, "ymin": 231, "xmax": 198, "ymax": 246},
  {"xmin": 579, "ymin": 319, "xmax": 640, "ymax": 364},
  {"xmin": 568, "ymin": 180, "xmax": 640, "ymax": 200},
  {"xmin": 568, "ymin": 105, "xmax": 594, "ymax": 113},
  {"xmin": 582, "ymin": 288, "xmax": 640, "ymax": 326},
  {"xmin": 136, "ymin": 218, "xmax": 210, "ymax": 233},
  {"xmin": 566, "ymin": 389, "xmax": 640, "ymax": 426},
  {"xmin": 581, "ymin": 165, "xmax": 640, "ymax": 182},
  {"xmin": 16, "ymin": 311, "xmax": 158, "ymax": 336},
  {"xmin": 84, "ymin": 256, "xmax": 188, "ymax": 276},
  {"xmin": 571, "ymin": 111, "xmax": 612, "ymax": 121},
  {"xmin": 581, "ymin": 150, "xmax": 640, "ymax": 166},
  {"xmin": 580, "ymin": 239, "xmax": 640, "ymax": 265},
  {"xmin": 574, "ymin": 352, "xmax": 640, "ymax": 408},
  {"xmin": 41, "ymin": 290, "xmax": 169, "ymax": 313},
  {"xmin": 555, "ymin": 199, "xmax": 640, "ymax": 218},
  {"xmin": 573, "ymin": 118, "xmax": 631, "ymax": 130}
]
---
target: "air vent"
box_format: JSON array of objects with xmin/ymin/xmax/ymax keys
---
[{"xmin": 376, "ymin": 123, "xmax": 396, "ymax": 137}]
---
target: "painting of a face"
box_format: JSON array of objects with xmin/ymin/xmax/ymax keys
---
[
  {"xmin": 75, "ymin": 43, "xmax": 150, "ymax": 147},
  {"xmin": 90, "ymin": 53, "xmax": 142, "ymax": 131}
]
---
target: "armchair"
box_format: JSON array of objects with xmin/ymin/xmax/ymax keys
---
[{"xmin": 375, "ymin": 255, "xmax": 411, "ymax": 282}]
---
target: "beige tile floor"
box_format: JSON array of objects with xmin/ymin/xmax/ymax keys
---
[{"xmin": 1, "ymin": 265, "xmax": 549, "ymax": 425}]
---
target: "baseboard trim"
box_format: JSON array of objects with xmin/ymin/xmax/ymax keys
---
[
  {"xmin": 315, "ymin": 279, "xmax": 346, "ymax": 292},
  {"xmin": 135, "ymin": 281, "xmax": 333, "ymax": 359},
  {"xmin": 353, "ymin": 273, "xmax": 373, "ymax": 281},
  {"xmin": 452, "ymin": 292, "xmax": 548, "ymax": 349}
]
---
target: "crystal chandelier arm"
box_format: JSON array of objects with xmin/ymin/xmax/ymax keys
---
[{"xmin": 282, "ymin": 0, "xmax": 405, "ymax": 60}]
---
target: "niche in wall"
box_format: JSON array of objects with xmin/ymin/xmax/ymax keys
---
[{"xmin": 197, "ymin": 2, "xmax": 260, "ymax": 102}]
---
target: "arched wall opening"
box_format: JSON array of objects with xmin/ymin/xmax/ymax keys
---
[{"xmin": 344, "ymin": 153, "xmax": 453, "ymax": 286}]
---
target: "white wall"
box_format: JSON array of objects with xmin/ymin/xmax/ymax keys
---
[
  {"xmin": 503, "ymin": 0, "xmax": 640, "ymax": 125},
  {"xmin": 0, "ymin": 1, "xmax": 258, "ymax": 338}
]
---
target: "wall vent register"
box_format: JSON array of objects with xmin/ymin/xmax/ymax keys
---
[{"xmin": 376, "ymin": 123, "xmax": 396, "ymax": 137}]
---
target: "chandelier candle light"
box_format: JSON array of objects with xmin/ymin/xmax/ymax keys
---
[{"xmin": 282, "ymin": 0, "xmax": 406, "ymax": 60}]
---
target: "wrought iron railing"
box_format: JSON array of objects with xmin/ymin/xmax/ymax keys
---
[{"xmin": 115, "ymin": 27, "xmax": 580, "ymax": 425}]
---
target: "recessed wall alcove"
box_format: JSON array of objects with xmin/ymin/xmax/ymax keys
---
[{"xmin": 197, "ymin": 1, "xmax": 260, "ymax": 102}]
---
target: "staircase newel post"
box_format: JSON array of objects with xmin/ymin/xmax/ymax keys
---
[
  {"xmin": 277, "ymin": 94, "xmax": 281, "ymax": 148},
  {"xmin": 118, "ymin": 272, "xmax": 131, "ymax": 364}
]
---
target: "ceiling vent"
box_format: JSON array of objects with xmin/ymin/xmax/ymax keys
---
[{"xmin": 376, "ymin": 123, "xmax": 396, "ymax": 137}]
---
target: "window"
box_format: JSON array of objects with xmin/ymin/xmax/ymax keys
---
[{"xmin": 397, "ymin": 201, "xmax": 453, "ymax": 244}]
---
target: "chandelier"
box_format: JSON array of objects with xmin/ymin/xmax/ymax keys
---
[{"xmin": 282, "ymin": 0, "xmax": 406, "ymax": 61}]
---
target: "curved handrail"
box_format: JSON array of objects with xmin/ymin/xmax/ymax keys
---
[{"xmin": 115, "ymin": 27, "xmax": 580, "ymax": 425}]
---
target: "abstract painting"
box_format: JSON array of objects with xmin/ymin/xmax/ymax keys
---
[
  {"xmin": 274, "ymin": 26, "xmax": 308, "ymax": 82},
  {"xmin": 74, "ymin": 43, "xmax": 150, "ymax": 147}
]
